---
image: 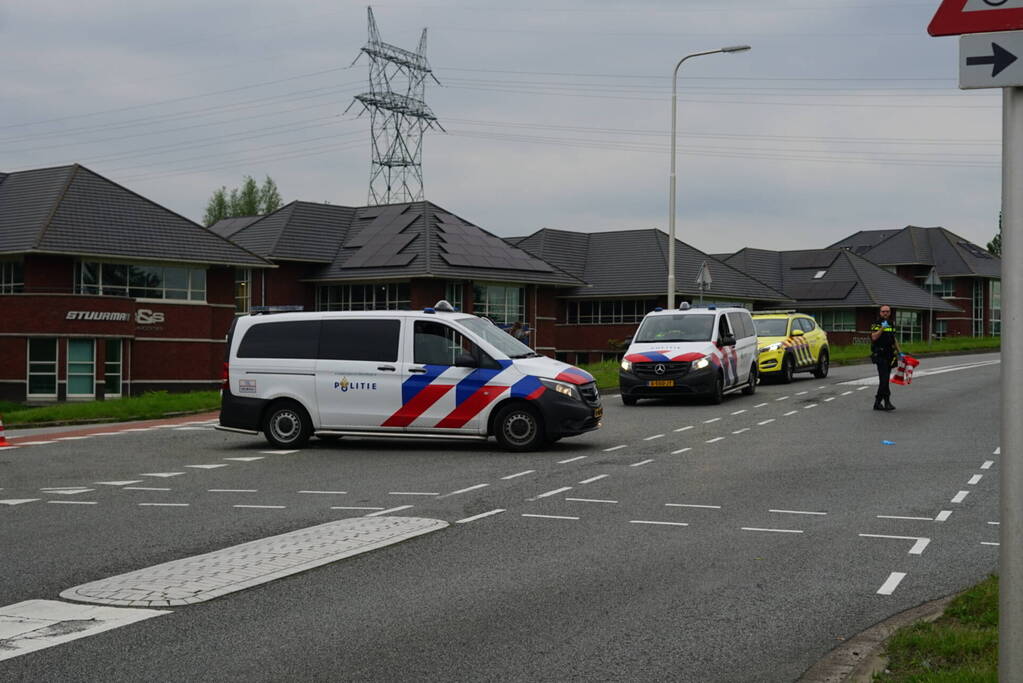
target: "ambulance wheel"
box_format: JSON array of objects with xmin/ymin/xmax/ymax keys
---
[
  {"xmin": 742, "ymin": 365, "xmax": 758, "ymax": 395},
  {"xmin": 708, "ymin": 373, "xmax": 725, "ymax": 405},
  {"xmin": 263, "ymin": 400, "xmax": 312, "ymax": 449},
  {"xmin": 812, "ymin": 349, "xmax": 830, "ymax": 378},
  {"xmin": 780, "ymin": 355, "xmax": 795, "ymax": 384},
  {"xmin": 622, "ymin": 395, "xmax": 638, "ymax": 406},
  {"xmin": 493, "ymin": 403, "xmax": 545, "ymax": 452}
]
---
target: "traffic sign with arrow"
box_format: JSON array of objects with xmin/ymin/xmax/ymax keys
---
[{"xmin": 960, "ymin": 31, "xmax": 1023, "ymax": 88}]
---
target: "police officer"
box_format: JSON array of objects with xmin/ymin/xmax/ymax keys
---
[{"xmin": 869, "ymin": 304, "xmax": 902, "ymax": 411}]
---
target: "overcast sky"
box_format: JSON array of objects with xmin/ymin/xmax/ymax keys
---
[{"xmin": 0, "ymin": 1, "xmax": 1003, "ymax": 254}]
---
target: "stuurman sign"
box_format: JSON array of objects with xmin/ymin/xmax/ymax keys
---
[{"xmin": 65, "ymin": 310, "xmax": 165, "ymax": 324}]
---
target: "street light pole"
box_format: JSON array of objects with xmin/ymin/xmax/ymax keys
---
[{"xmin": 668, "ymin": 45, "xmax": 751, "ymax": 309}]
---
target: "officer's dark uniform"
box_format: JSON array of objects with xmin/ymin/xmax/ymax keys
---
[{"xmin": 870, "ymin": 318, "xmax": 898, "ymax": 410}]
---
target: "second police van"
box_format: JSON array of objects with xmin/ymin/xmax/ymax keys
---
[
  {"xmin": 216, "ymin": 301, "xmax": 602, "ymax": 452},
  {"xmin": 618, "ymin": 303, "xmax": 759, "ymax": 405}
]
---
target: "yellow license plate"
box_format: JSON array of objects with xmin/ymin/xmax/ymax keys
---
[
  {"xmin": 647, "ymin": 379, "xmax": 675, "ymax": 387},
  {"xmin": 594, "ymin": 406, "xmax": 603, "ymax": 418}
]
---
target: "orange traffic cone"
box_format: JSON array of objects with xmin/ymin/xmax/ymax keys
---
[{"xmin": 0, "ymin": 415, "xmax": 10, "ymax": 447}]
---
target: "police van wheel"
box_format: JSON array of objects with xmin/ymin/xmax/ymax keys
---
[
  {"xmin": 263, "ymin": 400, "xmax": 312, "ymax": 449},
  {"xmin": 781, "ymin": 355, "xmax": 795, "ymax": 384},
  {"xmin": 708, "ymin": 374, "xmax": 725, "ymax": 405},
  {"xmin": 812, "ymin": 349, "xmax": 830, "ymax": 378},
  {"xmin": 493, "ymin": 404, "xmax": 545, "ymax": 452},
  {"xmin": 742, "ymin": 365, "xmax": 757, "ymax": 395}
]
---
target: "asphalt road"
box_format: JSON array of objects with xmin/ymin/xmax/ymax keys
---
[{"xmin": 0, "ymin": 352, "xmax": 1001, "ymax": 682}]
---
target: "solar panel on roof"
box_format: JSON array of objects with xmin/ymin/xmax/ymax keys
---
[
  {"xmin": 785, "ymin": 281, "xmax": 855, "ymax": 300},
  {"xmin": 788, "ymin": 252, "xmax": 839, "ymax": 269}
]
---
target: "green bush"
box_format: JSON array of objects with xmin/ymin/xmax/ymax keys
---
[{"xmin": 2, "ymin": 391, "xmax": 221, "ymax": 426}]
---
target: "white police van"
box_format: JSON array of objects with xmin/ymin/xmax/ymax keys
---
[
  {"xmin": 216, "ymin": 301, "xmax": 602, "ymax": 451},
  {"xmin": 618, "ymin": 303, "xmax": 759, "ymax": 405}
]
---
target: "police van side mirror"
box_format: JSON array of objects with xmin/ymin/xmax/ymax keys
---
[
  {"xmin": 454, "ymin": 352, "xmax": 478, "ymax": 368},
  {"xmin": 719, "ymin": 334, "xmax": 736, "ymax": 347}
]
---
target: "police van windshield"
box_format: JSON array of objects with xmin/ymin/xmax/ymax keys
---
[
  {"xmin": 635, "ymin": 314, "xmax": 715, "ymax": 343},
  {"xmin": 457, "ymin": 317, "xmax": 539, "ymax": 358},
  {"xmin": 753, "ymin": 319, "xmax": 789, "ymax": 337}
]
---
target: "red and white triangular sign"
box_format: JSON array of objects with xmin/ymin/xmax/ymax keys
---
[{"xmin": 929, "ymin": 0, "xmax": 1023, "ymax": 37}]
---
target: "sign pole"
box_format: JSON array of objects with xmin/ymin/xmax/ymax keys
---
[{"xmin": 1001, "ymin": 84, "xmax": 1023, "ymax": 683}]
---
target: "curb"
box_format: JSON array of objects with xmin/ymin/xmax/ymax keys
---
[
  {"xmin": 3, "ymin": 408, "xmax": 218, "ymax": 429},
  {"xmin": 797, "ymin": 594, "xmax": 955, "ymax": 682}
]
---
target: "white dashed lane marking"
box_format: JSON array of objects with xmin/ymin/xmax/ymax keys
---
[
  {"xmin": 732, "ymin": 428, "xmax": 749, "ymax": 435},
  {"xmin": 952, "ymin": 491, "xmax": 970, "ymax": 504},
  {"xmin": 671, "ymin": 447, "xmax": 692, "ymax": 454},
  {"xmin": 935, "ymin": 511, "xmax": 953, "ymax": 522},
  {"xmin": 141, "ymin": 473, "xmax": 185, "ymax": 478},
  {"xmin": 968, "ymin": 475, "xmax": 983, "ymax": 485},
  {"xmin": 731, "ymin": 410, "xmax": 747, "ymax": 415},
  {"xmin": 299, "ymin": 490, "xmax": 347, "ymax": 495},
  {"xmin": 456, "ymin": 509, "xmax": 505, "ymax": 524},
  {"xmin": 124, "ymin": 487, "xmax": 171, "ymax": 491},
  {"xmin": 703, "ymin": 418, "xmax": 721, "ymax": 424},
  {"xmin": 389, "ymin": 492, "xmax": 439, "ymax": 496},
  {"xmin": 558, "ymin": 455, "xmax": 588, "ymax": 463},
  {"xmin": 754, "ymin": 403, "xmax": 767, "ymax": 408},
  {"xmin": 139, "ymin": 503, "xmax": 189, "ymax": 507},
  {"xmin": 502, "ymin": 470, "xmax": 535, "ymax": 480},
  {"xmin": 877, "ymin": 572, "xmax": 907, "ymax": 596},
  {"xmin": 225, "ymin": 457, "xmax": 264, "ymax": 462},
  {"xmin": 604, "ymin": 445, "xmax": 628, "ymax": 452},
  {"xmin": 742, "ymin": 527, "xmax": 804, "ymax": 534},
  {"xmin": 859, "ymin": 534, "xmax": 931, "ymax": 555},
  {"xmin": 769, "ymin": 509, "xmax": 826, "ymax": 516},
  {"xmin": 578, "ymin": 475, "xmax": 608, "ymax": 484},
  {"xmin": 565, "ymin": 498, "xmax": 618, "ymax": 504},
  {"xmin": 982, "ymin": 461, "xmax": 994, "ymax": 470},
  {"xmin": 186, "ymin": 464, "xmax": 228, "ymax": 470},
  {"xmin": 630, "ymin": 520, "xmax": 688, "ymax": 527},
  {"xmin": 48, "ymin": 501, "xmax": 97, "ymax": 505},
  {"xmin": 95, "ymin": 481, "xmax": 143, "ymax": 486},
  {"xmin": 758, "ymin": 419, "xmax": 775, "ymax": 426},
  {"xmin": 234, "ymin": 505, "xmax": 286, "ymax": 510},
  {"xmin": 674, "ymin": 426, "xmax": 693, "ymax": 433},
  {"xmin": 531, "ymin": 487, "xmax": 572, "ymax": 500},
  {"xmin": 783, "ymin": 410, "xmax": 798, "ymax": 417},
  {"xmin": 522, "ymin": 513, "xmax": 578, "ymax": 521},
  {"xmin": 365, "ymin": 505, "xmax": 414, "ymax": 517},
  {"xmin": 666, "ymin": 503, "xmax": 720, "ymax": 509},
  {"xmin": 706, "ymin": 437, "xmax": 724, "ymax": 444},
  {"xmin": 631, "ymin": 459, "xmax": 654, "ymax": 467},
  {"xmin": 643, "ymin": 434, "xmax": 664, "ymax": 441},
  {"xmin": 441, "ymin": 483, "xmax": 489, "ymax": 497}
]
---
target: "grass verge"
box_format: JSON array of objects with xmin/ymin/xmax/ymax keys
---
[
  {"xmin": 875, "ymin": 575, "xmax": 998, "ymax": 682},
  {"xmin": 830, "ymin": 336, "xmax": 1001, "ymax": 366},
  {"xmin": 0, "ymin": 390, "xmax": 221, "ymax": 427}
]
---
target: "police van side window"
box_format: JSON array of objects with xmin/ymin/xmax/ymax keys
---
[
  {"xmin": 414, "ymin": 321, "xmax": 498, "ymax": 368},
  {"xmin": 718, "ymin": 315, "xmax": 732, "ymax": 340},
  {"xmin": 726, "ymin": 312, "xmax": 748, "ymax": 340},
  {"xmin": 319, "ymin": 319, "xmax": 400, "ymax": 362},
  {"xmin": 733, "ymin": 312, "xmax": 754, "ymax": 340},
  {"xmin": 237, "ymin": 320, "xmax": 320, "ymax": 359}
]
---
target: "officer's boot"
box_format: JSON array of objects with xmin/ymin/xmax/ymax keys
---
[
  {"xmin": 883, "ymin": 396, "xmax": 895, "ymax": 411},
  {"xmin": 873, "ymin": 396, "xmax": 884, "ymax": 411}
]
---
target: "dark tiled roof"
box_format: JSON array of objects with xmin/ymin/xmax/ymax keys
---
[
  {"xmin": 724, "ymin": 248, "xmax": 960, "ymax": 312},
  {"xmin": 208, "ymin": 215, "xmax": 263, "ymax": 239},
  {"xmin": 858, "ymin": 226, "xmax": 1000, "ymax": 278},
  {"xmin": 228, "ymin": 201, "xmax": 584, "ymax": 286},
  {"xmin": 513, "ymin": 228, "xmax": 792, "ymax": 303},
  {"xmin": 0, "ymin": 164, "xmax": 270, "ymax": 266}
]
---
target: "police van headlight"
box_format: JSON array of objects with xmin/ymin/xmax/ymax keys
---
[
  {"xmin": 540, "ymin": 378, "xmax": 582, "ymax": 402},
  {"xmin": 620, "ymin": 359, "xmax": 632, "ymax": 372},
  {"xmin": 691, "ymin": 357, "xmax": 711, "ymax": 370},
  {"xmin": 759, "ymin": 342, "xmax": 783, "ymax": 353}
]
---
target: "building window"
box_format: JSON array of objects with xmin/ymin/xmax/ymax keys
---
[
  {"xmin": 316, "ymin": 282, "xmax": 410, "ymax": 311},
  {"xmin": 990, "ymin": 280, "xmax": 1001, "ymax": 336},
  {"xmin": 973, "ymin": 280, "xmax": 985, "ymax": 337},
  {"xmin": 67, "ymin": 339, "xmax": 95, "ymax": 397},
  {"xmin": 235, "ymin": 268, "xmax": 252, "ymax": 314},
  {"xmin": 808, "ymin": 310, "xmax": 856, "ymax": 332},
  {"xmin": 28, "ymin": 339, "xmax": 58, "ymax": 397},
  {"xmin": 895, "ymin": 310, "xmax": 921, "ymax": 343},
  {"xmin": 445, "ymin": 281, "xmax": 464, "ymax": 312},
  {"xmin": 565, "ymin": 299, "xmax": 659, "ymax": 325},
  {"xmin": 75, "ymin": 262, "xmax": 207, "ymax": 301},
  {"xmin": 1, "ymin": 259, "xmax": 24, "ymax": 293},
  {"xmin": 472, "ymin": 283, "xmax": 524, "ymax": 324},
  {"xmin": 105, "ymin": 340, "xmax": 122, "ymax": 397},
  {"xmin": 926, "ymin": 277, "xmax": 955, "ymax": 298},
  {"xmin": 935, "ymin": 319, "xmax": 948, "ymax": 339}
]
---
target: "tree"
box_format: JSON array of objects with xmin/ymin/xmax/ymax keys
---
[
  {"xmin": 988, "ymin": 212, "xmax": 1002, "ymax": 257},
  {"xmin": 202, "ymin": 175, "xmax": 283, "ymax": 226}
]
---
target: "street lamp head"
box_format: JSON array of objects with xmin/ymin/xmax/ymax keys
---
[{"xmin": 720, "ymin": 45, "xmax": 752, "ymax": 53}]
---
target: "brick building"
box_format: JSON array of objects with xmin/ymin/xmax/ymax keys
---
[
  {"xmin": 0, "ymin": 164, "xmax": 270, "ymax": 402},
  {"xmin": 829, "ymin": 226, "xmax": 1001, "ymax": 338}
]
